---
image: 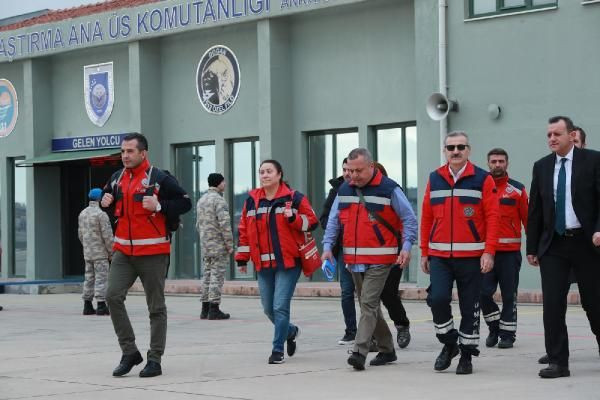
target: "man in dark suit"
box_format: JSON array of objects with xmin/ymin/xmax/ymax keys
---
[{"xmin": 527, "ymin": 116, "xmax": 600, "ymax": 378}]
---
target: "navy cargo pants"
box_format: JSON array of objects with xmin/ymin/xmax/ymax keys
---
[
  {"xmin": 429, "ymin": 256, "xmax": 482, "ymax": 356},
  {"xmin": 480, "ymin": 251, "xmax": 521, "ymax": 342}
]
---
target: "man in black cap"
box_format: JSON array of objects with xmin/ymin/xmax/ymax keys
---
[{"xmin": 196, "ymin": 173, "xmax": 234, "ymax": 319}]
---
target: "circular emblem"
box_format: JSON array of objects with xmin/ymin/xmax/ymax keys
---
[
  {"xmin": 0, "ymin": 79, "xmax": 19, "ymax": 138},
  {"xmin": 506, "ymin": 186, "xmax": 514, "ymax": 194},
  {"xmin": 141, "ymin": 178, "xmax": 149, "ymax": 187},
  {"xmin": 91, "ymin": 82, "xmax": 108, "ymax": 109},
  {"xmin": 463, "ymin": 206, "xmax": 475, "ymax": 217},
  {"xmin": 196, "ymin": 45, "xmax": 240, "ymax": 115}
]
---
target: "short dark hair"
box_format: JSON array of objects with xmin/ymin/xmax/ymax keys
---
[
  {"xmin": 548, "ymin": 116, "xmax": 575, "ymax": 132},
  {"xmin": 342, "ymin": 157, "xmax": 348, "ymax": 165},
  {"xmin": 574, "ymin": 126, "xmax": 587, "ymax": 144},
  {"xmin": 487, "ymin": 148, "xmax": 508, "ymax": 161},
  {"xmin": 122, "ymin": 133, "xmax": 148, "ymax": 151}
]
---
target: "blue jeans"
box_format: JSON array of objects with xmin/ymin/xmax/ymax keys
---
[
  {"xmin": 257, "ymin": 266, "xmax": 301, "ymax": 353},
  {"xmin": 340, "ymin": 265, "xmax": 357, "ymax": 335}
]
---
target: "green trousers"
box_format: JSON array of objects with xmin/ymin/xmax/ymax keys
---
[{"xmin": 106, "ymin": 250, "xmax": 169, "ymax": 363}]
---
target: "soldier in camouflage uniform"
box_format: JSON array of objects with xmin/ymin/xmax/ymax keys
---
[
  {"xmin": 196, "ymin": 173, "xmax": 234, "ymax": 320},
  {"xmin": 78, "ymin": 188, "xmax": 114, "ymax": 316}
]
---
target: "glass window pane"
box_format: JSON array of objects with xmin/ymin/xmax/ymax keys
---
[
  {"xmin": 532, "ymin": 0, "xmax": 554, "ymax": 5},
  {"xmin": 14, "ymin": 161, "xmax": 27, "ymax": 277},
  {"xmin": 335, "ymin": 132, "xmax": 358, "ymax": 176},
  {"xmin": 376, "ymin": 128, "xmax": 403, "ymax": 186},
  {"xmin": 473, "ymin": 0, "xmax": 497, "ymax": 14},
  {"xmin": 503, "ymin": 0, "xmax": 525, "ymax": 7}
]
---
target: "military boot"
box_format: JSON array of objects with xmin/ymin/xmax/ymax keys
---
[
  {"xmin": 200, "ymin": 302, "xmax": 210, "ymax": 319},
  {"xmin": 96, "ymin": 301, "xmax": 110, "ymax": 316},
  {"xmin": 83, "ymin": 300, "xmax": 95, "ymax": 315},
  {"xmin": 208, "ymin": 302, "xmax": 230, "ymax": 320}
]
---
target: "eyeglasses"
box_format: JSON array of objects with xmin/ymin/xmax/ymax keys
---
[{"xmin": 445, "ymin": 144, "xmax": 469, "ymax": 151}]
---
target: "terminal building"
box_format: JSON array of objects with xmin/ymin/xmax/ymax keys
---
[{"xmin": 0, "ymin": 0, "xmax": 598, "ymax": 290}]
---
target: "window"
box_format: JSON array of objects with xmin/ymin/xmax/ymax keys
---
[
  {"xmin": 173, "ymin": 143, "xmax": 216, "ymax": 279},
  {"xmin": 230, "ymin": 138, "xmax": 260, "ymax": 280},
  {"xmin": 469, "ymin": 0, "xmax": 557, "ymax": 17},
  {"xmin": 12, "ymin": 158, "xmax": 26, "ymax": 277},
  {"xmin": 307, "ymin": 129, "xmax": 359, "ymax": 281},
  {"xmin": 374, "ymin": 123, "xmax": 418, "ymax": 283}
]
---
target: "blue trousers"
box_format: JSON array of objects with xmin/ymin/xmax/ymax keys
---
[
  {"xmin": 429, "ymin": 256, "xmax": 482, "ymax": 356},
  {"xmin": 340, "ymin": 264, "xmax": 357, "ymax": 335},
  {"xmin": 257, "ymin": 266, "xmax": 301, "ymax": 353},
  {"xmin": 480, "ymin": 251, "xmax": 521, "ymax": 341}
]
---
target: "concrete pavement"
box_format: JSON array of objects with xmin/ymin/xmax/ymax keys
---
[{"xmin": 0, "ymin": 293, "xmax": 598, "ymax": 400}]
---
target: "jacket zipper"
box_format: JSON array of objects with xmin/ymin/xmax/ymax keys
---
[
  {"xmin": 127, "ymin": 172, "xmax": 134, "ymax": 254},
  {"xmin": 354, "ymin": 201, "xmax": 360, "ymax": 264},
  {"xmin": 450, "ymin": 186, "xmax": 454, "ymax": 257}
]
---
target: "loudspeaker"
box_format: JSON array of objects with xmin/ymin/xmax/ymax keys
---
[{"xmin": 426, "ymin": 92, "xmax": 458, "ymax": 121}]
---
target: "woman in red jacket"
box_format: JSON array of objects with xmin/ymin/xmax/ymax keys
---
[{"xmin": 235, "ymin": 160, "xmax": 318, "ymax": 364}]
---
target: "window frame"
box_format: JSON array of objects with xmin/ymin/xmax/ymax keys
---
[{"xmin": 469, "ymin": 0, "xmax": 557, "ymax": 18}]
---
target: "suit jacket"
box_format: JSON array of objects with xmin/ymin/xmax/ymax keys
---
[{"xmin": 526, "ymin": 146, "xmax": 600, "ymax": 258}]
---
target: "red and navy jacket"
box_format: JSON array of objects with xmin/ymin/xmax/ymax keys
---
[
  {"xmin": 420, "ymin": 161, "xmax": 499, "ymax": 258},
  {"xmin": 338, "ymin": 169, "xmax": 404, "ymax": 265},
  {"xmin": 494, "ymin": 175, "xmax": 528, "ymax": 252},
  {"xmin": 235, "ymin": 183, "xmax": 319, "ymax": 271}
]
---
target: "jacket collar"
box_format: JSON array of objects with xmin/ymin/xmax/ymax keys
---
[
  {"xmin": 493, "ymin": 174, "xmax": 509, "ymax": 187},
  {"xmin": 350, "ymin": 168, "xmax": 383, "ymax": 189},
  {"xmin": 128, "ymin": 158, "xmax": 151, "ymax": 177},
  {"xmin": 250, "ymin": 182, "xmax": 293, "ymax": 203},
  {"xmin": 436, "ymin": 160, "xmax": 475, "ymax": 185}
]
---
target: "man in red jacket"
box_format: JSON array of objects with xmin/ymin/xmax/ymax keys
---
[
  {"xmin": 102, "ymin": 133, "xmax": 191, "ymax": 378},
  {"xmin": 420, "ymin": 131, "xmax": 499, "ymax": 375},
  {"xmin": 481, "ymin": 148, "xmax": 528, "ymax": 349}
]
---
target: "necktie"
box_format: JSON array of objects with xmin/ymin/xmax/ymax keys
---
[{"xmin": 555, "ymin": 158, "xmax": 567, "ymax": 235}]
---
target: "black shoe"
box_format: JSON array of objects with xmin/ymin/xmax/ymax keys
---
[
  {"xmin": 368, "ymin": 337, "xmax": 378, "ymax": 352},
  {"xmin": 83, "ymin": 300, "xmax": 95, "ymax": 315},
  {"xmin": 396, "ymin": 325, "xmax": 411, "ymax": 349},
  {"xmin": 112, "ymin": 351, "xmax": 143, "ymax": 377},
  {"xmin": 539, "ymin": 364, "xmax": 570, "ymax": 378},
  {"xmin": 434, "ymin": 343, "xmax": 459, "ymax": 371},
  {"xmin": 268, "ymin": 352, "xmax": 285, "ymax": 364},
  {"xmin": 497, "ymin": 338, "xmax": 514, "ymax": 349},
  {"xmin": 369, "ymin": 351, "xmax": 397, "ymax": 366},
  {"xmin": 456, "ymin": 355, "xmax": 473, "ymax": 375},
  {"xmin": 200, "ymin": 302, "xmax": 210, "ymax": 319},
  {"xmin": 347, "ymin": 352, "xmax": 366, "ymax": 370},
  {"xmin": 485, "ymin": 331, "xmax": 498, "ymax": 348},
  {"xmin": 208, "ymin": 302, "xmax": 230, "ymax": 320},
  {"xmin": 96, "ymin": 301, "xmax": 110, "ymax": 316},
  {"xmin": 538, "ymin": 354, "xmax": 549, "ymax": 364},
  {"xmin": 139, "ymin": 360, "xmax": 162, "ymax": 378},
  {"xmin": 338, "ymin": 331, "xmax": 356, "ymax": 345},
  {"xmin": 287, "ymin": 326, "xmax": 300, "ymax": 357},
  {"xmin": 0, "ymin": 306, "xmax": 3, "ymax": 311}
]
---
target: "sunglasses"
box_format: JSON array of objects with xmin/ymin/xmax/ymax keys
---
[{"xmin": 445, "ymin": 144, "xmax": 469, "ymax": 151}]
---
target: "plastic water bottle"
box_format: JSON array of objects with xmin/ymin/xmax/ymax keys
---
[{"xmin": 321, "ymin": 258, "xmax": 337, "ymax": 281}]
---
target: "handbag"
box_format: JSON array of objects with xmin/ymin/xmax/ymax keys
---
[{"xmin": 298, "ymin": 232, "xmax": 321, "ymax": 277}]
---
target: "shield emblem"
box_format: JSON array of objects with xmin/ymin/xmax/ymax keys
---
[
  {"xmin": 84, "ymin": 62, "xmax": 114, "ymax": 127},
  {"xmin": 0, "ymin": 79, "xmax": 18, "ymax": 138}
]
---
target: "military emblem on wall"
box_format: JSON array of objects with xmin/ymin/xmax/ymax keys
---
[
  {"xmin": 83, "ymin": 62, "xmax": 114, "ymax": 127},
  {"xmin": 196, "ymin": 45, "xmax": 240, "ymax": 115},
  {"xmin": 0, "ymin": 78, "xmax": 18, "ymax": 138}
]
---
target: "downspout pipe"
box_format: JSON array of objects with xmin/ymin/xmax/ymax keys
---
[{"xmin": 438, "ymin": 0, "xmax": 448, "ymax": 165}]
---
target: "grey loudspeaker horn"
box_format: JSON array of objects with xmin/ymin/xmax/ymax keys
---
[{"xmin": 426, "ymin": 92, "xmax": 458, "ymax": 121}]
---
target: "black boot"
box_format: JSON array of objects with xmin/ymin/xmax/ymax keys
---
[
  {"xmin": 200, "ymin": 302, "xmax": 210, "ymax": 319},
  {"xmin": 83, "ymin": 300, "xmax": 95, "ymax": 315},
  {"xmin": 139, "ymin": 360, "xmax": 162, "ymax": 378},
  {"xmin": 96, "ymin": 301, "xmax": 110, "ymax": 316},
  {"xmin": 208, "ymin": 302, "xmax": 230, "ymax": 320}
]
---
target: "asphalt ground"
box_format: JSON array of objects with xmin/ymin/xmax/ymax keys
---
[{"xmin": 0, "ymin": 293, "xmax": 598, "ymax": 400}]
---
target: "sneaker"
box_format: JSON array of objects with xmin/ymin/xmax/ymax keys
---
[
  {"xmin": 396, "ymin": 325, "xmax": 411, "ymax": 349},
  {"xmin": 287, "ymin": 326, "xmax": 300, "ymax": 357},
  {"xmin": 347, "ymin": 352, "xmax": 366, "ymax": 370},
  {"xmin": 338, "ymin": 332, "xmax": 356, "ymax": 345},
  {"xmin": 485, "ymin": 331, "xmax": 499, "ymax": 348},
  {"xmin": 369, "ymin": 351, "xmax": 397, "ymax": 366},
  {"xmin": 268, "ymin": 352, "xmax": 285, "ymax": 364},
  {"xmin": 434, "ymin": 343, "xmax": 459, "ymax": 371},
  {"xmin": 456, "ymin": 354, "xmax": 473, "ymax": 375},
  {"xmin": 498, "ymin": 338, "xmax": 514, "ymax": 349}
]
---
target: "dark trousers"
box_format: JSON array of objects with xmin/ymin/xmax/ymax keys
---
[
  {"xmin": 481, "ymin": 251, "xmax": 521, "ymax": 341},
  {"xmin": 539, "ymin": 233, "xmax": 600, "ymax": 367},
  {"xmin": 380, "ymin": 266, "xmax": 410, "ymax": 327},
  {"xmin": 429, "ymin": 256, "xmax": 482, "ymax": 355},
  {"xmin": 106, "ymin": 251, "xmax": 169, "ymax": 363},
  {"xmin": 339, "ymin": 265, "xmax": 357, "ymax": 335}
]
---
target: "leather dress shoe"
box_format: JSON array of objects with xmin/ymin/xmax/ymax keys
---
[
  {"xmin": 369, "ymin": 351, "xmax": 397, "ymax": 366},
  {"xmin": 112, "ymin": 351, "xmax": 143, "ymax": 377},
  {"xmin": 347, "ymin": 352, "xmax": 366, "ymax": 370},
  {"xmin": 139, "ymin": 360, "xmax": 162, "ymax": 377},
  {"xmin": 539, "ymin": 364, "xmax": 570, "ymax": 379},
  {"xmin": 538, "ymin": 354, "xmax": 549, "ymax": 364},
  {"xmin": 434, "ymin": 343, "xmax": 459, "ymax": 371}
]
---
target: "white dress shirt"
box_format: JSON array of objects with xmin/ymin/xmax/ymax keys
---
[
  {"xmin": 553, "ymin": 145, "xmax": 581, "ymax": 229},
  {"xmin": 449, "ymin": 163, "xmax": 468, "ymax": 183}
]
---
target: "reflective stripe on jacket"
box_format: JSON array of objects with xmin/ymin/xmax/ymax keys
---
[
  {"xmin": 494, "ymin": 175, "xmax": 528, "ymax": 252},
  {"xmin": 338, "ymin": 169, "xmax": 403, "ymax": 265},
  {"xmin": 420, "ymin": 161, "xmax": 499, "ymax": 258}
]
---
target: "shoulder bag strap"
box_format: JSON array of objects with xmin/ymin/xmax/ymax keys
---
[{"xmin": 355, "ymin": 188, "xmax": 402, "ymax": 248}]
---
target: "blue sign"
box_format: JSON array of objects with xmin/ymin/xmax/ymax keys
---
[
  {"xmin": 52, "ymin": 133, "xmax": 128, "ymax": 152},
  {"xmin": 0, "ymin": 79, "xmax": 18, "ymax": 138},
  {"xmin": 84, "ymin": 62, "xmax": 114, "ymax": 127}
]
